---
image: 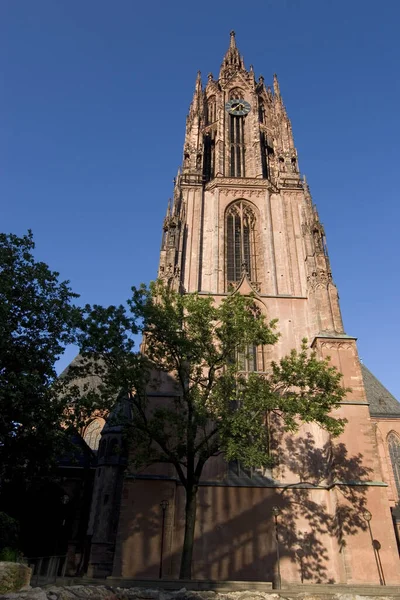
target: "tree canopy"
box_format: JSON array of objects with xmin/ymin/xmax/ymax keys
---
[
  {"xmin": 75, "ymin": 280, "xmax": 348, "ymax": 578},
  {"xmin": 0, "ymin": 231, "xmax": 80, "ymax": 484}
]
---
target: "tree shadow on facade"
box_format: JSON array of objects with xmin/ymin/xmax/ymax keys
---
[
  {"xmin": 274, "ymin": 433, "xmax": 372, "ymax": 583},
  {"xmin": 119, "ymin": 432, "xmax": 373, "ymax": 583}
]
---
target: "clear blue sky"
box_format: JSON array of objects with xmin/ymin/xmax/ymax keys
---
[{"xmin": 2, "ymin": 0, "xmax": 400, "ymax": 398}]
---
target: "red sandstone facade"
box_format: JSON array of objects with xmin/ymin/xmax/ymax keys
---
[{"xmin": 82, "ymin": 33, "xmax": 400, "ymax": 585}]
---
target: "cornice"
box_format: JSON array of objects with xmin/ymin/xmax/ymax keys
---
[{"xmin": 205, "ymin": 177, "xmax": 277, "ymax": 193}]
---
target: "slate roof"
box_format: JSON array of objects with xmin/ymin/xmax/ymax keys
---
[
  {"xmin": 59, "ymin": 354, "xmax": 103, "ymax": 395},
  {"xmin": 361, "ymin": 364, "xmax": 400, "ymax": 417}
]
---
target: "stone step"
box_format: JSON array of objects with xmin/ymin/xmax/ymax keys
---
[
  {"xmin": 34, "ymin": 577, "xmax": 400, "ymax": 597},
  {"xmin": 281, "ymin": 584, "xmax": 400, "ymax": 596}
]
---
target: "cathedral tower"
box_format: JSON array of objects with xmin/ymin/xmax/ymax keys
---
[
  {"xmin": 88, "ymin": 33, "xmax": 400, "ymax": 585},
  {"xmin": 158, "ymin": 31, "xmax": 342, "ymax": 346}
]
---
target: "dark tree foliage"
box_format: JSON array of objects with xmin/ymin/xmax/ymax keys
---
[{"xmin": 0, "ymin": 231, "xmax": 80, "ymax": 486}]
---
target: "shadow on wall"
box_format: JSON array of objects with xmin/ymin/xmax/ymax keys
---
[
  {"xmin": 275, "ymin": 433, "xmax": 373, "ymax": 583},
  {"xmin": 117, "ymin": 433, "xmax": 373, "ymax": 583}
]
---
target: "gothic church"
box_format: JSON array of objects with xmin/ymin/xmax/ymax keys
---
[{"xmin": 69, "ymin": 32, "xmax": 400, "ymax": 585}]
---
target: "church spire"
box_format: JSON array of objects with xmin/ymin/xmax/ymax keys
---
[
  {"xmin": 219, "ymin": 30, "xmax": 245, "ymax": 81},
  {"xmin": 273, "ymin": 73, "xmax": 281, "ymax": 100},
  {"xmin": 187, "ymin": 70, "xmax": 203, "ymax": 120}
]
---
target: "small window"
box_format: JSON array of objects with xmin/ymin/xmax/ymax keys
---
[{"xmin": 237, "ymin": 344, "xmax": 258, "ymax": 372}]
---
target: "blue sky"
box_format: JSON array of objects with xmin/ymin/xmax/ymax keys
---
[{"xmin": 2, "ymin": 0, "xmax": 400, "ymax": 398}]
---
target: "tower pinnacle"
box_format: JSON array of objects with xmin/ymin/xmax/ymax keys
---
[
  {"xmin": 219, "ymin": 31, "xmax": 244, "ymax": 80},
  {"xmin": 273, "ymin": 73, "xmax": 281, "ymax": 99}
]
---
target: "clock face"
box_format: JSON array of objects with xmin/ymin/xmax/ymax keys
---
[{"xmin": 225, "ymin": 99, "xmax": 251, "ymax": 116}]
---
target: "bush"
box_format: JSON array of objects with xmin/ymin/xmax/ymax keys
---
[{"xmin": 0, "ymin": 512, "xmax": 20, "ymax": 555}]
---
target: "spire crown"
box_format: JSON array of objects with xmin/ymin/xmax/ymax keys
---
[
  {"xmin": 273, "ymin": 73, "xmax": 281, "ymax": 99},
  {"xmin": 188, "ymin": 70, "xmax": 203, "ymax": 119},
  {"xmin": 219, "ymin": 31, "xmax": 245, "ymax": 80}
]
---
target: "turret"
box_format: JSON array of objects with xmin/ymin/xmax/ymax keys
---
[
  {"xmin": 183, "ymin": 71, "xmax": 204, "ymax": 175},
  {"xmin": 219, "ymin": 31, "xmax": 246, "ymax": 82}
]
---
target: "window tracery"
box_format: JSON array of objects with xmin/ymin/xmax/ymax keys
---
[
  {"xmin": 229, "ymin": 88, "xmax": 244, "ymax": 100},
  {"xmin": 229, "ymin": 114, "xmax": 245, "ymax": 177},
  {"xmin": 237, "ymin": 344, "xmax": 262, "ymax": 372},
  {"xmin": 206, "ymin": 96, "xmax": 216, "ymax": 124},
  {"xmin": 258, "ymin": 98, "xmax": 265, "ymax": 123},
  {"xmin": 203, "ymin": 129, "xmax": 216, "ymax": 182},
  {"xmin": 226, "ymin": 201, "xmax": 257, "ymax": 284},
  {"xmin": 388, "ymin": 432, "xmax": 400, "ymax": 500},
  {"xmin": 83, "ymin": 418, "xmax": 104, "ymax": 451}
]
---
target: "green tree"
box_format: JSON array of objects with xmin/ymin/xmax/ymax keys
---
[
  {"xmin": 76, "ymin": 280, "xmax": 348, "ymax": 579},
  {"xmin": 0, "ymin": 231, "xmax": 80, "ymax": 486}
]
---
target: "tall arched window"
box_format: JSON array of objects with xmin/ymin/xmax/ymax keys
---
[
  {"xmin": 229, "ymin": 88, "xmax": 246, "ymax": 177},
  {"xmin": 206, "ymin": 95, "xmax": 216, "ymax": 124},
  {"xmin": 258, "ymin": 98, "xmax": 265, "ymax": 123},
  {"xmin": 83, "ymin": 418, "xmax": 104, "ymax": 451},
  {"xmin": 388, "ymin": 433, "xmax": 400, "ymax": 499},
  {"xmin": 226, "ymin": 201, "xmax": 257, "ymax": 284},
  {"xmin": 203, "ymin": 129, "xmax": 216, "ymax": 182}
]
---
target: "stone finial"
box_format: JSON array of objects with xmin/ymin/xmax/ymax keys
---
[
  {"xmin": 273, "ymin": 73, "xmax": 281, "ymax": 98},
  {"xmin": 230, "ymin": 30, "xmax": 236, "ymax": 48},
  {"xmin": 195, "ymin": 70, "xmax": 202, "ymax": 90}
]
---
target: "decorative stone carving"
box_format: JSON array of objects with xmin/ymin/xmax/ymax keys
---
[
  {"xmin": 320, "ymin": 341, "xmax": 354, "ymax": 352},
  {"xmin": 307, "ymin": 269, "xmax": 333, "ymax": 288},
  {"xmin": 221, "ymin": 188, "xmax": 266, "ymax": 198}
]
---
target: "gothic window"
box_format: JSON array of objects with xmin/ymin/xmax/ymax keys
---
[
  {"xmin": 203, "ymin": 129, "xmax": 216, "ymax": 182},
  {"xmin": 83, "ymin": 418, "xmax": 105, "ymax": 451},
  {"xmin": 258, "ymin": 98, "xmax": 265, "ymax": 123},
  {"xmin": 230, "ymin": 114, "xmax": 245, "ymax": 177},
  {"xmin": 206, "ymin": 96, "xmax": 216, "ymax": 124},
  {"xmin": 228, "ymin": 88, "xmax": 246, "ymax": 177},
  {"xmin": 388, "ymin": 433, "xmax": 400, "ymax": 500},
  {"xmin": 226, "ymin": 201, "xmax": 257, "ymax": 284},
  {"xmin": 168, "ymin": 225, "xmax": 176, "ymax": 247},
  {"xmin": 237, "ymin": 343, "xmax": 265, "ymax": 373},
  {"xmin": 260, "ymin": 131, "xmax": 268, "ymax": 179},
  {"xmin": 237, "ymin": 344, "xmax": 258, "ymax": 372}
]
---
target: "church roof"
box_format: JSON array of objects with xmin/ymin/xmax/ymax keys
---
[{"xmin": 361, "ymin": 364, "xmax": 400, "ymax": 417}]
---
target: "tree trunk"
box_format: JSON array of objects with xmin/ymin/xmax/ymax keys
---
[{"xmin": 179, "ymin": 483, "xmax": 198, "ymax": 579}]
